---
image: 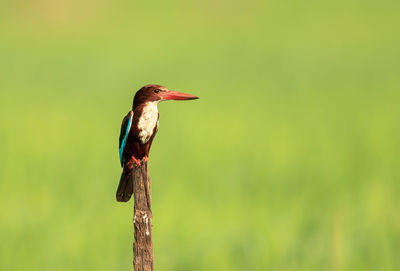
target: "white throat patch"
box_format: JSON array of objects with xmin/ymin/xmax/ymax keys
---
[{"xmin": 137, "ymin": 101, "xmax": 159, "ymax": 144}]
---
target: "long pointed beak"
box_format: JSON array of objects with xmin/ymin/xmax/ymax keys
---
[{"xmin": 160, "ymin": 90, "xmax": 199, "ymax": 101}]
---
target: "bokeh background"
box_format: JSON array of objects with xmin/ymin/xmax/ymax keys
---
[{"xmin": 1, "ymin": 0, "xmax": 399, "ymax": 270}]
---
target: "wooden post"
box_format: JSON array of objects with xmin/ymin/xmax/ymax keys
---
[{"xmin": 132, "ymin": 160, "xmax": 154, "ymax": 271}]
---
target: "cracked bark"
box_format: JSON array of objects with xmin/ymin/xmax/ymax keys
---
[{"xmin": 132, "ymin": 160, "xmax": 153, "ymax": 271}]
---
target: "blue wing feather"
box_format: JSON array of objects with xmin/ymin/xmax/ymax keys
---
[{"xmin": 119, "ymin": 112, "xmax": 133, "ymax": 166}]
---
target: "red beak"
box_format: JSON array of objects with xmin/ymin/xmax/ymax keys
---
[{"xmin": 160, "ymin": 90, "xmax": 199, "ymax": 101}]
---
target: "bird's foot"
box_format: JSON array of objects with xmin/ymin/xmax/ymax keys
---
[
  {"xmin": 131, "ymin": 156, "xmax": 141, "ymax": 167},
  {"xmin": 143, "ymin": 156, "xmax": 149, "ymax": 163}
]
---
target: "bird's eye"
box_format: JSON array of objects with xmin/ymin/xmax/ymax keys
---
[{"xmin": 154, "ymin": 89, "xmax": 160, "ymax": 93}]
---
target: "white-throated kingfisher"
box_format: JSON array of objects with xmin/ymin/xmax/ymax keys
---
[{"xmin": 116, "ymin": 84, "xmax": 199, "ymax": 202}]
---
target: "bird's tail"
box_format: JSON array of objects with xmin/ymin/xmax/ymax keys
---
[{"xmin": 116, "ymin": 167, "xmax": 134, "ymax": 202}]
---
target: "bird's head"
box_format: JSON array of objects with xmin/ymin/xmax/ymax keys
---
[{"xmin": 133, "ymin": 84, "xmax": 198, "ymax": 107}]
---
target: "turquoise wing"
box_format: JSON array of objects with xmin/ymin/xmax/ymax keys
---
[{"xmin": 119, "ymin": 111, "xmax": 133, "ymax": 166}]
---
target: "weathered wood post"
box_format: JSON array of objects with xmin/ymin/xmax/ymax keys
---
[{"xmin": 132, "ymin": 160, "xmax": 153, "ymax": 271}]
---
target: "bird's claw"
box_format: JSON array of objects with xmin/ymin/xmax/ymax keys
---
[{"xmin": 131, "ymin": 156, "xmax": 141, "ymax": 167}]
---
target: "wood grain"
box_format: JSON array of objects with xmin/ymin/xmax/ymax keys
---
[{"xmin": 132, "ymin": 160, "xmax": 154, "ymax": 271}]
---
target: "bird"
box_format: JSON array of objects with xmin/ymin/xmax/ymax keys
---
[{"xmin": 116, "ymin": 84, "xmax": 199, "ymax": 202}]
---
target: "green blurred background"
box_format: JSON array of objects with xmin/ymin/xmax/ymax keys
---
[{"xmin": 1, "ymin": 0, "xmax": 399, "ymax": 270}]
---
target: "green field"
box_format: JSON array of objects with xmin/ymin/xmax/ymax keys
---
[{"xmin": 1, "ymin": 1, "xmax": 399, "ymax": 270}]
